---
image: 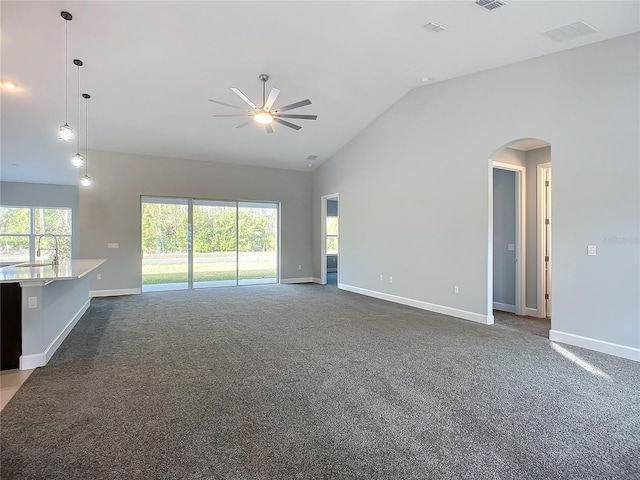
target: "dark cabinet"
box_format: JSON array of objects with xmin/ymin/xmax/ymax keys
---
[{"xmin": 1, "ymin": 283, "xmax": 21, "ymax": 370}]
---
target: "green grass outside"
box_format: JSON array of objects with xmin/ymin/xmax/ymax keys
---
[{"xmin": 142, "ymin": 268, "xmax": 277, "ymax": 285}]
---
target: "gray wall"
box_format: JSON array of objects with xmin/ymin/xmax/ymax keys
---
[
  {"xmin": 493, "ymin": 169, "xmax": 516, "ymax": 307},
  {"xmin": 0, "ymin": 181, "xmax": 80, "ymax": 258},
  {"xmin": 80, "ymin": 150, "xmax": 312, "ymax": 291},
  {"xmin": 312, "ymin": 33, "xmax": 640, "ymax": 350}
]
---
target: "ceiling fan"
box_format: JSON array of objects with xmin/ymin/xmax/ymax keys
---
[{"xmin": 209, "ymin": 74, "xmax": 317, "ymax": 133}]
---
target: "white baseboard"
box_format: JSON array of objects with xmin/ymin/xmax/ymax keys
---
[
  {"xmin": 549, "ymin": 329, "xmax": 640, "ymax": 362},
  {"xmin": 493, "ymin": 302, "xmax": 516, "ymax": 313},
  {"xmin": 20, "ymin": 299, "xmax": 90, "ymax": 370},
  {"xmin": 524, "ymin": 307, "xmax": 540, "ymax": 317},
  {"xmin": 280, "ymin": 277, "xmax": 314, "ymax": 284},
  {"xmin": 90, "ymin": 288, "xmax": 141, "ymax": 297},
  {"xmin": 312, "ymin": 277, "xmax": 323, "ymax": 284},
  {"xmin": 338, "ymin": 284, "xmax": 493, "ymax": 325}
]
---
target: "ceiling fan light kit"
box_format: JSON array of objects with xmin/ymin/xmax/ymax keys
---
[{"xmin": 209, "ymin": 73, "xmax": 317, "ymax": 133}]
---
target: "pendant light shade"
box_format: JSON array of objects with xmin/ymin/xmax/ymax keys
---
[
  {"xmin": 81, "ymin": 93, "xmax": 92, "ymax": 187},
  {"xmin": 59, "ymin": 11, "xmax": 74, "ymax": 141},
  {"xmin": 71, "ymin": 59, "xmax": 84, "ymax": 168}
]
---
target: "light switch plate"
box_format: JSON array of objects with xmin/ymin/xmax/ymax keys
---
[
  {"xmin": 28, "ymin": 296, "xmax": 37, "ymax": 309},
  {"xmin": 508, "ymin": 244, "xmax": 515, "ymax": 251},
  {"xmin": 587, "ymin": 245, "xmax": 597, "ymax": 256}
]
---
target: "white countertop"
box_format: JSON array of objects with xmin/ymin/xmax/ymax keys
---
[{"xmin": 0, "ymin": 259, "xmax": 106, "ymax": 286}]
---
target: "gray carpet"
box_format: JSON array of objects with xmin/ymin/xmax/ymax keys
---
[{"xmin": 2, "ymin": 284, "xmax": 639, "ymax": 479}]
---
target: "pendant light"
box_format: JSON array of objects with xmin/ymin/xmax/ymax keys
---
[
  {"xmin": 80, "ymin": 93, "xmax": 92, "ymax": 187},
  {"xmin": 59, "ymin": 11, "xmax": 73, "ymax": 141},
  {"xmin": 71, "ymin": 59, "xmax": 84, "ymax": 168}
]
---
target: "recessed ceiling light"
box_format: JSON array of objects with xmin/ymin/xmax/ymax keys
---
[
  {"xmin": 308, "ymin": 163, "xmax": 313, "ymax": 168},
  {"xmin": 1, "ymin": 80, "xmax": 19, "ymax": 90},
  {"xmin": 423, "ymin": 21, "xmax": 448, "ymax": 33},
  {"xmin": 421, "ymin": 77, "xmax": 431, "ymax": 83}
]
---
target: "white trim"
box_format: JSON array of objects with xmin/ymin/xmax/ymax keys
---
[
  {"xmin": 493, "ymin": 302, "xmax": 516, "ymax": 313},
  {"xmin": 312, "ymin": 277, "xmax": 323, "ymax": 284},
  {"xmin": 549, "ymin": 330, "xmax": 640, "ymax": 362},
  {"xmin": 524, "ymin": 307, "xmax": 539, "ymax": 317},
  {"xmin": 491, "ymin": 160, "xmax": 526, "ymax": 316},
  {"xmin": 538, "ymin": 163, "xmax": 552, "ymax": 318},
  {"xmin": 90, "ymin": 288, "xmax": 141, "ymax": 297},
  {"xmin": 339, "ymin": 283, "xmax": 493, "ymax": 325},
  {"xmin": 20, "ymin": 299, "xmax": 90, "ymax": 370},
  {"xmin": 280, "ymin": 277, "xmax": 314, "ymax": 284}
]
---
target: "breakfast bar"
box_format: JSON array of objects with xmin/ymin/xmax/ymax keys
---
[{"xmin": 0, "ymin": 259, "xmax": 105, "ymax": 370}]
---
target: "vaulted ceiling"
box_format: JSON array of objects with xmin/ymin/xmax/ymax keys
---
[{"xmin": 2, "ymin": 1, "xmax": 638, "ymax": 185}]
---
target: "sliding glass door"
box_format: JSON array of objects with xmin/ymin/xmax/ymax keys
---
[
  {"xmin": 141, "ymin": 197, "xmax": 278, "ymax": 291},
  {"xmin": 141, "ymin": 197, "xmax": 189, "ymax": 292},
  {"xmin": 193, "ymin": 200, "xmax": 237, "ymax": 288},
  {"xmin": 238, "ymin": 202, "xmax": 278, "ymax": 285}
]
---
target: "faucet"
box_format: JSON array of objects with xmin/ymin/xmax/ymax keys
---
[{"xmin": 36, "ymin": 234, "xmax": 60, "ymax": 265}]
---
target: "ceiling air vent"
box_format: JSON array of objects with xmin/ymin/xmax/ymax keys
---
[
  {"xmin": 475, "ymin": 0, "xmax": 508, "ymax": 11},
  {"xmin": 306, "ymin": 155, "xmax": 318, "ymax": 161},
  {"xmin": 423, "ymin": 21, "xmax": 448, "ymax": 33},
  {"xmin": 540, "ymin": 21, "xmax": 598, "ymax": 42}
]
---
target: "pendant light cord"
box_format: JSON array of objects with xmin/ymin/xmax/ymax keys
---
[
  {"xmin": 64, "ymin": 20, "xmax": 69, "ymax": 124},
  {"xmin": 76, "ymin": 65, "xmax": 81, "ymax": 151},
  {"xmin": 85, "ymin": 96, "xmax": 89, "ymax": 176}
]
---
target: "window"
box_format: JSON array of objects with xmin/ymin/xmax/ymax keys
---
[
  {"xmin": 0, "ymin": 207, "xmax": 73, "ymax": 263},
  {"xmin": 326, "ymin": 216, "xmax": 339, "ymax": 254}
]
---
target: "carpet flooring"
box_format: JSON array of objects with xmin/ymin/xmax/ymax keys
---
[{"xmin": 1, "ymin": 284, "xmax": 639, "ymax": 479}]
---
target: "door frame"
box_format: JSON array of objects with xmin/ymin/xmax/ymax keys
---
[
  {"xmin": 537, "ymin": 163, "xmax": 552, "ymax": 317},
  {"xmin": 320, "ymin": 193, "xmax": 339, "ymax": 285},
  {"xmin": 489, "ymin": 161, "xmax": 526, "ymax": 316}
]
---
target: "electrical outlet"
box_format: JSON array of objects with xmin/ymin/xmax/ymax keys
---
[
  {"xmin": 379, "ymin": 274, "xmax": 384, "ymax": 281},
  {"xmin": 454, "ymin": 285, "xmax": 459, "ymax": 294},
  {"xmin": 587, "ymin": 245, "xmax": 597, "ymax": 256},
  {"xmin": 28, "ymin": 296, "xmax": 38, "ymax": 309},
  {"xmin": 389, "ymin": 276, "xmax": 393, "ymax": 283},
  {"xmin": 97, "ymin": 273, "xmax": 102, "ymax": 280},
  {"xmin": 107, "ymin": 243, "xmax": 119, "ymax": 249},
  {"xmin": 298, "ymin": 265, "xmax": 302, "ymax": 270}
]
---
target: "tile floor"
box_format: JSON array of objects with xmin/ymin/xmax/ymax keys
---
[{"xmin": 0, "ymin": 369, "xmax": 34, "ymax": 412}]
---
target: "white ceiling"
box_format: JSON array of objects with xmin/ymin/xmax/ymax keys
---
[{"xmin": 2, "ymin": 1, "xmax": 639, "ymax": 185}]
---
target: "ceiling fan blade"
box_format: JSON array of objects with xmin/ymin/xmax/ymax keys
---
[
  {"xmin": 276, "ymin": 99, "xmax": 312, "ymax": 112},
  {"xmin": 211, "ymin": 114, "xmax": 251, "ymax": 117},
  {"xmin": 231, "ymin": 88, "xmax": 259, "ymax": 111},
  {"xmin": 264, "ymin": 88, "xmax": 280, "ymax": 111},
  {"xmin": 236, "ymin": 119, "xmax": 253, "ymax": 129},
  {"xmin": 274, "ymin": 114, "xmax": 317, "ymax": 120},
  {"xmin": 265, "ymin": 124, "xmax": 274, "ymax": 134},
  {"xmin": 273, "ymin": 117, "xmax": 302, "ymax": 130},
  {"xmin": 208, "ymin": 99, "xmax": 248, "ymax": 111}
]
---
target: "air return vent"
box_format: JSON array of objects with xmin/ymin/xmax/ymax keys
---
[
  {"xmin": 423, "ymin": 21, "xmax": 448, "ymax": 33},
  {"xmin": 306, "ymin": 155, "xmax": 318, "ymax": 161},
  {"xmin": 475, "ymin": 0, "xmax": 508, "ymax": 11},
  {"xmin": 540, "ymin": 21, "xmax": 598, "ymax": 42}
]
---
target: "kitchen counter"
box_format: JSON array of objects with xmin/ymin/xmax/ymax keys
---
[
  {"xmin": 0, "ymin": 259, "xmax": 106, "ymax": 370},
  {"xmin": 0, "ymin": 259, "xmax": 106, "ymax": 286}
]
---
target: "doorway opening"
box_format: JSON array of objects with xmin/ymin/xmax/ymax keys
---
[
  {"xmin": 141, "ymin": 196, "xmax": 279, "ymax": 292},
  {"xmin": 488, "ymin": 139, "xmax": 551, "ymax": 321},
  {"xmin": 320, "ymin": 193, "xmax": 339, "ymax": 286}
]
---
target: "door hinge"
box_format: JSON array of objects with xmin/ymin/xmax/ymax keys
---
[
  {"xmin": 545, "ymin": 219, "xmax": 550, "ymax": 225},
  {"xmin": 545, "ymin": 293, "xmax": 549, "ymax": 300},
  {"xmin": 545, "ymin": 256, "xmax": 549, "ymax": 262},
  {"xmin": 545, "ymin": 180, "xmax": 549, "ymax": 187}
]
